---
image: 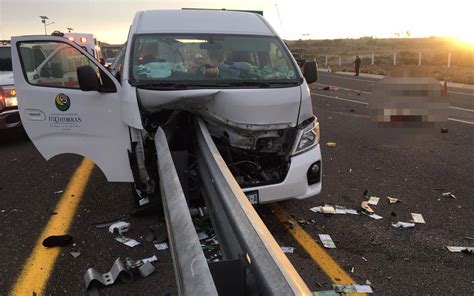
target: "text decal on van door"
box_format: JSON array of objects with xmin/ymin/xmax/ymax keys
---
[{"xmin": 55, "ymin": 93, "xmax": 71, "ymax": 112}]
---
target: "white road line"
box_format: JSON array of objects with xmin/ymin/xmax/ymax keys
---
[
  {"xmin": 450, "ymin": 106, "xmax": 474, "ymax": 113},
  {"xmin": 318, "ymin": 73, "xmax": 376, "ymax": 83},
  {"xmin": 315, "ymin": 83, "xmax": 372, "ymax": 95},
  {"xmin": 312, "ymin": 92, "xmax": 474, "ymax": 125},
  {"xmin": 312, "ymin": 93, "xmax": 368, "ymax": 105},
  {"xmin": 448, "ymin": 118, "xmax": 474, "ymax": 125},
  {"xmin": 449, "ymin": 90, "xmax": 474, "ymax": 96}
]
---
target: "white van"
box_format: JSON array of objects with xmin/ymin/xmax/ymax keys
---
[{"xmin": 11, "ymin": 9, "xmax": 321, "ymax": 203}]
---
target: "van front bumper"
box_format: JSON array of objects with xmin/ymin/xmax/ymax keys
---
[
  {"xmin": 0, "ymin": 109, "xmax": 22, "ymax": 130},
  {"xmin": 242, "ymin": 144, "xmax": 322, "ymax": 203}
]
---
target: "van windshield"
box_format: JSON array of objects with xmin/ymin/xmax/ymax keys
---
[{"xmin": 130, "ymin": 34, "xmax": 301, "ymax": 87}]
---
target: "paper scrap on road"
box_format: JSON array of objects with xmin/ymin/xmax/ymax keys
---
[
  {"xmin": 367, "ymin": 213, "xmax": 383, "ymax": 220},
  {"xmin": 311, "ymin": 204, "xmax": 359, "ymax": 215},
  {"xmin": 115, "ymin": 236, "xmax": 140, "ymax": 247},
  {"xmin": 139, "ymin": 197, "xmax": 150, "ymax": 206},
  {"xmin": 280, "ymin": 246, "xmax": 295, "ymax": 253},
  {"xmin": 392, "ymin": 221, "xmax": 415, "ymax": 228},
  {"xmin": 387, "ymin": 196, "xmax": 400, "ymax": 204},
  {"xmin": 326, "ymin": 142, "xmax": 337, "ymax": 147},
  {"xmin": 319, "ymin": 234, "xmax": 336, "ymax": 249},
  {"xmin": 367, "ymin": 196, "xmax": 380, "ymax": 205},
  {"xmin": 70, "ymin": 251, "xmax": 81, "ymax": 258},
  {"xmin": 442, "ymin": 192, "xmax": 456, "ymax": 199},
  {"xmin": 310, "ymin": 206, "xmax": 322, "ymax": 213},
  {"xmin": 361, "ymin": 201, "xmax": 374, "ymax": 214},
  {"xmin": 54, "ymin": 190, "xmax": 64, "ymax": 194},
  {"xmin": 333, "ymin": 284, "xmax": 373, "ymax": 293},
  {"xmin": 321, "ymin": 205, "xmax": 336, "ymax": 214},
  {"xmin": 411, "ymin": 213, "xmax": 426, "ymax": 224},
  {"xmin": 447, "ymin": 246, "xmax": 474, "ymax": 253},
  {"xmin": 154, "ymin": 242, "xmax": 169, "ymax": 250}
]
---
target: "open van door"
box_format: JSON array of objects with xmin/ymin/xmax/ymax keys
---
[{"xmin": 11, "ymin": 36, "xmax": 133, "ymax": 182}]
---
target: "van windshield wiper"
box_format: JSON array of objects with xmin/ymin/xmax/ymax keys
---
[
  {"xmin": 215, "ymin": 81, "xmax": 301, "ymax": 88},
  {"xmin": 134, "ymin": 82, "xmax": 189, "ymax": 89}
]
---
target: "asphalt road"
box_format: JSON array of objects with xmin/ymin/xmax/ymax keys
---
[{"xmin": 1, "ymin": 72, "xmax": 473, "ymax": 295}]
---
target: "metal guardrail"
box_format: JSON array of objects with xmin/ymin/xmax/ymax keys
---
[
  {"xmin": 195, "ymin": 118, "xmax": 312, "ymax": 296},
  {"xmin": 154, "ymin": 127, "xmax": 218, "ymax": 296}
]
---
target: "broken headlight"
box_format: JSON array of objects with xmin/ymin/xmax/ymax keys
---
[{"xmin": 292, "ymin": 117, "xmax": 320, "ymax": 155}]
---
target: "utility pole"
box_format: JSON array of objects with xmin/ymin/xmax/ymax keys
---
[
  {"xmin": 67, "ymin": 27, "xmax": 74, "ymax": 33},
  {"xmin": 39, "ymin": 16, "xmax": 54, "ymax": 35}
]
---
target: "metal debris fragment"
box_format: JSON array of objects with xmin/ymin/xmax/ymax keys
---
[
  {"xmin": 387, "ymin": 196, "xmax": 400, "ymax": 204},
  {"xmin": 447, "ymin": 246, "xmax": 474, "ymax": 253},
  {"xmin": 70, "ymin": 252, "xmax": 81, "ymax": 258},
  {"xmin": 333, "ymin": 284, "xmax": 373, "ymax": 293},
  {"xmin": 442, "ymin": 192, "xmax": 456, "ymax": 199},
  {"xmin": 54, "ymin": 190, "xmax": 64, "ymax": 194},
  {"xmin": 361, "ymin": 201, "xmax": 374, "ymax": 214},
  {"xmin": 367, "ymin": 196, "xmax": 380, "ymax": 205},
  {"xmin": 154, "ymin": 242, "xmax": 169, "ymax": 250},
  {"xmin": 326, "ymin": 142, "xmax": 337, "ymax": 147},
  {"xmin": 84, "ymin": 258, "xmax": 133, "ymax": 294},
  {"xmin": 138, "ymin": 262, "xmax": 155, "ymax": 277},
  {"xmin": 319, "ymin": 234, "xmax": 336, "ymax": 249},
  {"xmin": 109, "ymin": 221, "xmax": 130, "ymax": 235}
]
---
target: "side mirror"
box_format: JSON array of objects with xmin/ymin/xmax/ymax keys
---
[
  {"xmin": 303, "ymin": 61, "xmax": 318, "ymax": 84},
  {"xmin": 77, "ymin": 65, "xmax": 101, "ymax": 91}
]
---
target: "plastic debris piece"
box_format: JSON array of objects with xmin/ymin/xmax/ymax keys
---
[
  {"xmin": 447, "ymin": 246, "xmax": 474, "ymax": 253},
  {"xmin": 310, "ymin": 206, "xmax": 322, "ymax": 213},
  {"xmin": 367, "ymin": 196, "xmax": 380, "ymax": 205},
  {"xmin": 361, "ymin": 201, "xmax": 374, "ymax": 214},
  {"xmin": 141, "ymin": 255, "xmax": 158, "ymax": 263},
  {"xmin": 93, "ymin": 216, "xmax": 128, "ymax": 229},
  {"xmin": 115, "ymin": 236, "xmax": 140, "ymax": 247},
  {"xmin": 280, "ymin": 246, "xmax": 295, "ymax": 253},
  {"xmin": 312, "ymin": 291, "xmax": 339, "ymax": 296},
  {"xmin": 138, "ymin": 262, "xmax": 155, "ymax": 277},
  {"xmin": 442, "ymin": 192, "xmax": 456, "ymax": 199},
  {"xmin": 344, "ymin": 208, "xmax": 359, "ymax": 215},
  {"xmin": 42, "ymin": 235, "xmax": 73, "ymax": 248},
  {"xmin": 54, "ymin": 190, "xmax": 64, "ymax": 194},
  {"xmin": 387, "ymin": 196, "xmax": 400, "ymax": 204},
  {"xmin": 321, "ymin": 205, "xmax": 336, "ymax": 214},
  {"xmin": 411, "ymin": 213, "xmax": 426, "ymax": 224},
  {"xmin": 70, "ymin": 251, "xmax": 81, "ymax": 258},
  {"xmin": 154, "ymin": 242, "xmax": 169, "ymax": 250},
  {"xmin": 392, "ymin": 221, "xmax": 415, "ymax": 228},
  {"xmin": 334, "ymin": 205, "xmax": 347, "ymax": 215},
  {"xmin": 319, "ymin": 234, "xmax": 336, "ymax": 249},
  {"xmin": 109, "ymin": 221, "xmax": 130, "ymax": 235},
  {"xmin": 326, "ymin": 142, "xmax": 337, "ymax": 147},
  {"xmin": 333, "ymin": 284, "xmax": 373, "ymax": 293},
  {"xmin": 139, "ymin": 197, "xmax": 150, "ymax": 206}
]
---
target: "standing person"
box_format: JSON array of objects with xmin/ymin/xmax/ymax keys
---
[{"xmin": 354, "ymin": 55, "xmax": 361, "ymax": 76}]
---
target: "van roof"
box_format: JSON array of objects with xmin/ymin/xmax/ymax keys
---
[{"xmin": 134, "ymin": 10, "xmax": 275, "ymax": 36}]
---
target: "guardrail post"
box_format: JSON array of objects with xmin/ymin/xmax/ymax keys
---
[
  {"xmin": 338, "ymin": 56, "xmax": 341, "ymax": 66},
  {"xmin": 371, "ymin": 52, "xmax": 375, "ymax": 65},
  {"xmin": 418, "ymin": 51, "xmax": 422, "ymax": 66},
  {"xmin": 325, "ymin": 55, "xmax": 328, "ymax": 67},
  {"xmin": 447, "ymin": 52, "xmax": 452, "ymax": 68},
  {"xmin": 393, "ymin": 52, "xmax": 397, "ymax": 66}
]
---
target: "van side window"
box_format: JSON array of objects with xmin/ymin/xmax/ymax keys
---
[{"xmin": 18, "ymin": 41, "xmax": 100, "ymax": 89}]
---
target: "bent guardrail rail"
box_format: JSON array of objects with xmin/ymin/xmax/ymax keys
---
[
  {"xmin": 195, "ymin": 118, "xmax": 312, "ymax": 296},
  {"xmin": 155, "ymin": 127, "xmax": 218, "ymax": 296}
]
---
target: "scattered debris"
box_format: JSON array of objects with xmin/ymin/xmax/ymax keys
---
[
  {"xmin": 321, "ymin": 205, "xmax": 337, "ymax": 214},
  {"xmin": 280, "ymin": 246, "xmax": 295, "ymax": 254},
  {"xmin": 387, "ymin": 196, "xmax": 400, "ymax": 204},
  {"xmin": 411, "ymin": 213, "xmax": 426, "ymax": 224},
  {"xmin": 115, "ymin": 236, "xmax": 140, "ymax": 247},
  {"xmin": 326, "ymin": 142, "xmax": 337, "ymax": 147},
  {"xmin": 146, "ymin": 223, "xmax": 168, "ymax": 243},
  {"xmin": 138, "ymin": 262, "xmax": 155, "ymax": 277},
  {"xmin": 442, "ymin": 192, "xmax": 456, "ymax": 199},
  {"xmin": 366, "ymin": 213, "xmax": 383, "ymax": 220},
  {"xmin": 141, "ymin": 255, "xmax": 158, "ymax": 263},
  {"xmin": 365, "ymin": 280, "xmax": 372, "ymax": 285},
  {"xmin": 392, "ymin": 221, "xmax": 415, "ymax": 228},
  {"xmin": 42, "ymin": 235, "xmax": 74, "ymax": 248},
  {"xmin": 311, "ymin": 204, "xmax": 359, "ymax": 215},
  {"xmin": 319, "ymin": 234, "xmax": 336, "ymax": 249},
  {"xmin": 440, "ymin": 128, "xmax": 449, "ymax": 133},
  {"xmin": 197, "ymin": 231, "xmax": 209, "ymax": 241},
  {"xmin": 154, "ymin": 242, "xmax": 169, "ymax": 251},
  {"xmin": 70, "ymin": 251, "xmax": 81, "ymax": 258},
  {"xmin": 333, "ymin": 284, "xmax": 373, "ymax": 293},
  {"xmin": 362, "ymin": 256, "xmax": 368, "ymax": 262},
  {"xmin": 367, "ymin": 196, "xmax": 380, "ymax": 205},
  {"xmin": 350, "ymin": 267, "xmax": 355, "ymax": 273},
  {"xmin": 361, "ymin": 201, "xmax": 374, "ymax": 214},
  {"xmin": 138, "ymin": 197, "xmax": 150, "ymax": 206},
  {"xmin": 84, "ymin": 258, "xmax": 133, "ymax": 294},
  {"xmin": 54, "ymin": 190, "xmax": 64, "ymax": 194},
  {"xmin": 363, "ymin": 189, "xmax": 368, "ymax": 197},
  {"xmin": 447, "ymin": 246, "xmax": 474, "ymax": 253},
  {"xmin": 312, "ymin": 290, "xmax": 339, "ymax": 296},
  {"xmin": 108, "ymin": 221, "xmax": 130, "ymax": 235}
]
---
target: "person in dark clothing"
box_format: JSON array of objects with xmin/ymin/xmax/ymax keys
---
[{"xmin": 354, "ymin": 55, "xmax": 361, "ymax": 76}]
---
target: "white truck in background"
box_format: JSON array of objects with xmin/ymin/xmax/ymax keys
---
[
  {"xmin": 63, "ymin": 33, "xmax": 103, "ymax": 62},
  {"xmin": 11, "ymin": 9, "xmax": 321, "ymax": 203}
]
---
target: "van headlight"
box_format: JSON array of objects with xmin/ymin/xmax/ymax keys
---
[{"xmin": 292, "ymin": 117, "xmax": 320, "ymax": 155}]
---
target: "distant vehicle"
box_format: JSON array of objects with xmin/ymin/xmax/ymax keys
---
[
  {"xmin": 11, "ymin": 9, "xmax": 321, "ymax": 203},
  {"xmin": 0, "ymin": 40, "xmax": 21, "ymax": 130},
  {"xmin": 63, "ymin": 33, "xmax": 103, "ymax": 61}
]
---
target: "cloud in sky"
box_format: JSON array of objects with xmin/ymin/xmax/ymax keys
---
[{"xmin": 1, "ymin": 0, "xmax": 473, "ymax": 44}]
